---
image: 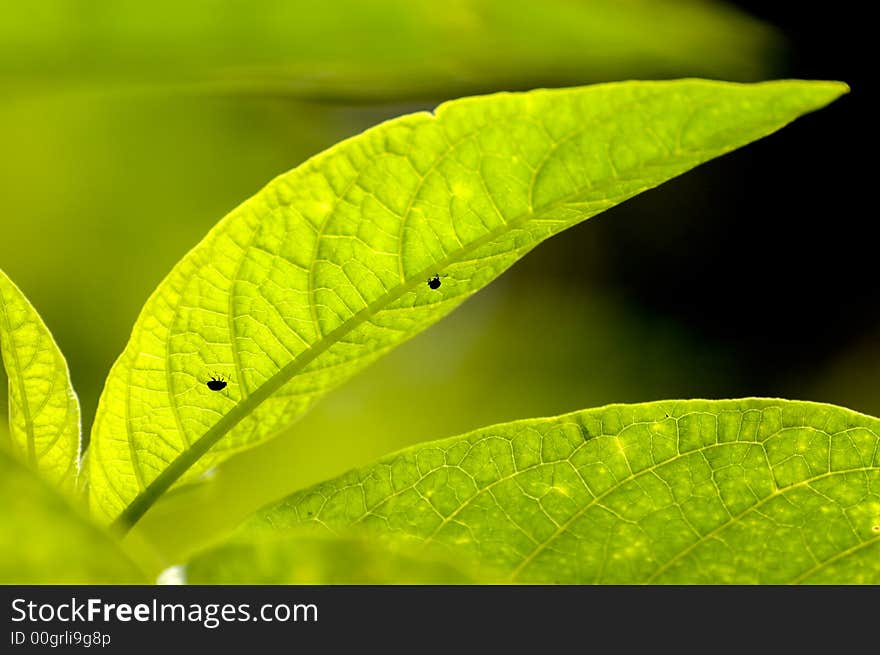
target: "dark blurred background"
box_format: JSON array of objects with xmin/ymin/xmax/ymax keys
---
[{"xmin": 0, "ymin": 1, "xmax": 872, "ymax": 564}]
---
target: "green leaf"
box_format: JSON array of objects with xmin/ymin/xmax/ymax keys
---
[
  {"xmin": 1, "ymin": 0, "xmax": 778, "ymax": 100},
  {"xmin": 186, "ymin": 532, "xmax": 478, "ymax": 584},
  {"xmin": 238, "ymin": 399, "xmax": 880, "ymax": 584},
  {"xmin": 0, "ymin": 447, "xmax": 145, "ymax": 583},
  {"xmin": 0, "ymin": 268, "xmax": 81, "ymax": 492},
  {"xmin": 87, "ymin": 79, "xmax": 848, "ymax": 529}
]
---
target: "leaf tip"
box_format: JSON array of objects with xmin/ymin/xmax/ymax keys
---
[
  {"xmin": 798, "ymin": 79, "xmax": 850, "ymax": 104},
  {"xmin": 816, "ymin": 79, "xmax": 850, "ymax": 98}
]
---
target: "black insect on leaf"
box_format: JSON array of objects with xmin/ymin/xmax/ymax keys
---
[
  {"xmin": 427, "ymin": 273, "xmax": 447, "ymax": 289},
  {"xmin": 206, "ymin": 374, "xmax": 228, "ymax": 392}
]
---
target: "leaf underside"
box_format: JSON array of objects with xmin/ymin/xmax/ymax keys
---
[
  {"xmin": 87, "ymin": 79, "xmax": 848, "ymax": 528},
  {"xmin": 0, "ymin": 268, "xmax": 80, "ymax": 492},
  {"xmin": 236, "ymin": 399, "xmax": 880, "ymax": 584}
]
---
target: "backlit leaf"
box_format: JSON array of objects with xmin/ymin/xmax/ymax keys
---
[
  {"xmin": 0, "ymin": 268, "xmax": 80, "ymax": 492},
  {"xmin": 240, "ymin": 399, "xmax": 880, "ymax": 584},
  {"xmin": 86, "ymin": 79, "xmax": 847, "ymax": 528}
]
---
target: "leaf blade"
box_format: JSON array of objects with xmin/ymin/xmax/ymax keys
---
[
  {"xmin": 240, "ymin": 399, "xmax": 880, "ymax": 584},
  {"xmin": 88, "ymin": 79, "xmax": 848, "ymax": 527},
  {"xmin": 0, "ymin": 268, "xmax": 81, "ymax": 492}
]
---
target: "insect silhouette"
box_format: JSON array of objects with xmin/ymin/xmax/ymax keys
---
[
  {"xmin": 206, "ymin": 374, "xmax": 228, "ymax": 392},
  {"xmin": 427, "ymin": 273, "xmax": 447, "ymax": 289}
]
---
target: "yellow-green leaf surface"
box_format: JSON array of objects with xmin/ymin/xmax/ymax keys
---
[
  {"xmin": 239, "ymin": 399, "xmax": 880, "ymax": 584},
  {"xmin": 88, "ymin": 79, "xmax": 847, "ymax": 529},
  {"xmin": 0, "ymin": 268, "xmax": 80, "ymax": 491},
  {"xmin": 186, "ymin": 533, "xmax": 477, "ymax": 584},
  {"xmin": 0, "ymin": 448, "xmax": 144, "ymax": 583},
  {"xmin": 1, "ymin": 0, "xmax": 777, "ymax": 99}
]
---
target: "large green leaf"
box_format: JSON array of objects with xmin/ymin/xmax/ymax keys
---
[
  {"xmin": 237, "ymin": 399, "xmax": 880, "ymax": 584},
  {"xmin": 88, "ymin": 79, "xmax": 847, "ymax": 529},
  {"xmin": 0, "ymin": 447, "xmax": 144, "ymax": 583},
  {"xmin": 1, "ymin": 0, "xmax": 778, "ymax": 99},
  {"xmin": 0, "ymin": 268, "xmax": 80, "ymax": 491},
  {"xmin": 186, "ymin": 532, "xmax": 478, "ymax": 584}
]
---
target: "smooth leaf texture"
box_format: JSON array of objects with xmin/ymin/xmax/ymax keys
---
[
  {"xmin": 87, "ymin": 79, "xmax": 848, "ymax": 528},
  {"xmin": 0, "ymin": 448, "xmax": 144, "ymax": 583},
  {"xmin": 0, "ymin": 268, "xmax": 80, "ymax": 491},
  {"xmin": 1, "ymin": 0, "xmax": 778, "ymax": 99},
  {"xmin": 186, "ymin": 533, "xmax": 477, "ymax": 584},
  {"xmin": 237, "ymin": 399, "xmax": 880, "ymax": 584}
]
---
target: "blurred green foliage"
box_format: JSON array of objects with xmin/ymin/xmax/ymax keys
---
[
  {"xmin": 3, "ymin": 0, "xmax": 870, "ymax": 569},
  {"xmin": 187, "ymin": 532, "xmax": 480, "ymax": 584},
  {"xmin": 0, "ymin": 448, "xmax": 145, "ymax": 583},
  {"xmin": 1, "ymin": 0, "xmax": 778, "ymax": 99}
]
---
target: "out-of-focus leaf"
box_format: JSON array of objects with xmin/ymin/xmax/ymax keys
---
[
  {"xmin": 185, "ymin": 532, "xmax": 479, "ymax": 584},
  {"xmin": 86, "ymin": 79, "xmax": 846, "ymax": 530},
  {"xmin": 240, "ymin": 399, "xmax": 880, "ymax": 584},
  {"xmin": 1, "ymin": 0, "xmax": 779, "ymax": 100},
  {"xmin": 0, "ymin": 448, "xmax": 145, "ymax": 583},
  {"xmin": 0, "ymin": 268, "xmax": 80, "ymax": 491}
]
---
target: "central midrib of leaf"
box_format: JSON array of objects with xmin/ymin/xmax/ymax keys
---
[{"xmin": 111, "ymin": 177, "xmax": 627, "ymax": 532}]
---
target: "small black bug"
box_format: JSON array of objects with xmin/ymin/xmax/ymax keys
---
[
  {"xmin": 427, "ymin": 273, "xmax": 446, "ymax": 289},
  {"xmin": 206, "ymin": 374, "xmax": 228, "ymax": 392}
]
